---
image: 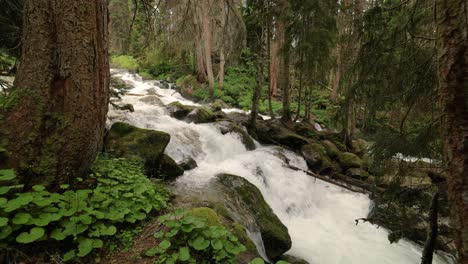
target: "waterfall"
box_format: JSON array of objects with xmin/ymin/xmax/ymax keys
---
[{"xmin": 107, "ymin": 70, "xmax": 454, "ymax": 264}]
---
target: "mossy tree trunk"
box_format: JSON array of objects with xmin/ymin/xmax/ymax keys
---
[
  {"xmin": 2, "ymin": 0, "xmax": 110, "ymax": 189},
  {"xmin": 436, "ymin": 0, "xmax": 468, "ymax": 262}
]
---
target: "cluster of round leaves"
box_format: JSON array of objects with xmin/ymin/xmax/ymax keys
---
[
  {"xmin": 145, "ymin": 208, "xmax": 247, "ymax": 264},
  {"xmin": 0, "ymin": 157, "xmax": 169, "ymax": 261}
]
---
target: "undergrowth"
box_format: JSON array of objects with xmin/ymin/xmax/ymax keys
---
[{"xmin": 0, "ymin": 156, "xmax": 169, "ymax": 262}]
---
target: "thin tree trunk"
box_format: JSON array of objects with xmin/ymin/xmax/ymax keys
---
[
  {"xmin": 219, "ymin": 1, "xmax": 226, "ymax": 90},
  {"xmin": 200, "ymin": 0, "xmax": 215, "ymax": 98},
  {"xmin": 2, "ymin": 0, "xmax": 109, "ymax": 189},
  {"xmin": 266, "ymin": 1, "xmax": 274, "ymax": 117},
  {"xmin": 294, "ymin": 65, "xmax": 303, "ymax": 122},
  {"xmin": 421, "ymin": 190, "xmax": 439, "ymax": 264},
  {"xmin": 436, "ymin": 0, "xmax": 468, "ymax": 262},
  {"xmin": 270, "ymin": 22, "xmax": 281, "ymax": 98}
]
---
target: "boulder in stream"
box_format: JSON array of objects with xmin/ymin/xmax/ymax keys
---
[
  {"xmin": 215, "ymin": 173, "xmax": 292, "ymax": 260},
  {"xmin": 187, "ymin": 107, "xmax": 216, "ymax": 124},
  {"xmin": 337, "ymin": 152, "xmax": 363, "ymax": 169},
  {"xmin": 300, "ymin": 143, "xmax": 332, "ymax": 173},
  {"xmin": 167, "ymin": 101, "xmax": 195, "ymax": 119},
  {"xmin": 179, "ymin": 156, "xmax": 198, "ymax": 170},
  {"xmin": 256, "ymin": 119, "xmax": 309, "ymax": 150},
  {"xmin": 216, "ymin": 121, "xmax": 256, "ymax": 151}
]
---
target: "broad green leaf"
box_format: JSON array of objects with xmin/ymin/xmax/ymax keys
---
[
  {"xmin": 0, "ymin": 186, "xmax": 10, "ymax": 195},
  {"xmin": 153, "ymin": 231, "xmax": 164, "ymax": 239},
  {"xmin": 51, "ymin": 228, "xmax": 66, "ymax": 240},
  {"xmin": 16, "ymin": 227, "xmax": 45, "ymax": 243},
  {"xmin": 211, "ymin": 239, "xmax": 223, "ymax": 250},
  {"xmin": 77, "ymin": 238, "xmax": 93, "ymax": 257},
  {"xmin": 12, "ymin": 212, "xmax": 31, "ymax": 225},
  {"xmin": 276, "ymin": 261, "xmax": 289, "ymax": 264},
  {"xmin": 0, "ymin": 217, "xmax": 8, "ymax": 227},
  {"xmin": 190, "ymin": 236, "xmax": 209, "ymax": 251},
  {"xmin": 63, "ymin": 250, "xmax": 76, "ymax": 262},
  {"xmin": 0, "ymin": 169, "xmax": 15, "ymax": 181},
  {"xmin": 145, "ymin": 247, "xmax": 159, "ymax": 257},
  {"xmin": 249, "ymin": 258, "xmax": 265, "ymax": 264},
  {"xmin": 0, "ymin": 226, "xmax": 13, "ymax": 239},
  {"xmin": 179, "ymin": 247, "xmax": 190, "ymax": 261},
  {"xmin": 159, "ymin": 239, "xmax": 171, "ymax": 249},
  {"xmin": 32, "ymin": 185, "xmax": 46, "ymax": 192}
]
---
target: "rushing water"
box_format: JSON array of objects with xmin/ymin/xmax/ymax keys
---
[{"xmin": 108, "ymin": 70, "xmax": 454, "ymax": 264}]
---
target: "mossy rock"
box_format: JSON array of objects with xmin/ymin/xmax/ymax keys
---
[
  {"xmin": 157, "ymin": 154, "xmax": 184, "ymax": 180},
  {"xmin": 167, "ymin": 101, "xmax": 195, "ymax": 120},
  {"xmin": 320, "ymin": 140, "xmax": 341, "ymax": 159},
  {"xmin": 337, "ymin": 152, "xmax": 363, "ymax": 169},
  {"xmin": 276, "ymin": 254, "xmax": 310, "ymax": 264},
  {"xmin": 216, "ymin": 173, "xmax": 292, "ymax": 260},
  {"xmin": 301, "ymin": 143, "xmax": 332, "ymax": 173},
  {"xmin": 140, "ymin": 95, "xmax": 163, "ymax": 106},
  {"xmin": 351, "ymin": 139, "xmax": 368, "ymax": 157},
  {"xmin": 346, "ymin": 168, "xmax": 370, "ymax": 180},
  {"xmin": 291, "ymin": 122, "xmax": 320, "ymax": 141},
  {"xmin": 256, "ymin": 120, "xmax": 309, "ymax": 150},
  {"xmin": 105, "ymin": 122, "xmax": 170, "ymax": 161},
  {"xmin": 217, "ymin": 121, "xmax": 256, "ymax": 151},
  {"xmin": 187, "ymin": 107, "xmax": 216, "ymax": 124},
  {"xmin": 232, "ymin": 222, "xmax": 257, "ymax": 252},
  {"xmin": 190, "ymin": 207, "xmax": 223, "ymax": 226},
  {"xmin": 179, "ymin": 157, "xmax": 198, "ymax": 170},
  {"xmin": 175, "ymin": 75, "xmax": 202, "ymax": 99},
  {"xmin": 211, "ymin": 99, "xmax": 230, "ymax": 111}
]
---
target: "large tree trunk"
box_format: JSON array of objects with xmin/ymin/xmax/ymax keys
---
[
  {"xmin": 200, "ymin": 0, "xmax": 215, "ymax": 98},
  {"xmin": 436, "ymin": 0, "xmax": 468, "ymax": 262},
  {"xmin": 270, "ymin": 21, "xmax": 282, "ymax": 98},
  {"xmin": 2, "ymin": 0, "xmax": 109, "ymax": 189},
  {"xmin": 278, "ymin": 0, "xmax": 291, "ymax": 122}
]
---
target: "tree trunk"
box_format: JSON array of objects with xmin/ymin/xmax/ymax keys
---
[
  {"xmin": 200, "ymin": 0, "xmax": 215, "ymax": 98},
  {"xmin": 219, "ymin": 1, "xmax": 226, "ymax": 90},
  {"xmin": 2, "ymin": 0, "xmax": 109, "ymax": 189},
  {"xmin": 270, "ymin": 20, "xmax": 282, "ymax": 98},
  {"xmin": 278, "ymin": 0, "xmax": 290, "ymax": 122},
  {"xmin": 421, "ymin": 190, "xmax": 439, "ymax": 264},
  {"xmin": 436, "ymin": 0, "xmax": 468, "ymax": 262},
  {"xmin": 266, "ymin": 2, "xmax": 274, "ymax": 117},
  {"xmin": 193, "ymin": 2, "xmax": 206, "ymax": 83}
]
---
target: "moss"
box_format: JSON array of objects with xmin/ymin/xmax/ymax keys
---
[
  {"xmin": 111, "ymin": 55, "xmax": 139, "ymax": 72},
  {"xmin": 211, "ymin": 99, "xmax": 229, "ymax": 111},
  {"xmin": 301, "ymin": 143, "xmax": 332, "ymax": 172},
  {"xmin": 105, "ymin": 122, "xmax": 170, "ymax": 161},
  {"xmin": 232, "ymin": 223, "xmax": 257, "ymax": 252},
  {"xmin": 320, "ymin": 140, "xmax": 341, "ymax": 159},
  {"xmin": 187, "ymin": 107, "xmax": 216, "ymax": 124},
  {"xmin": 167, "ymin": 101, "xmax": 194, "ymax": 119},
  {"xmin": 337, "ymin": 152, "xmax": 363, "ymax": 169},
  {"xmin": 216, "ymin": 173, "xmax": 291, "ymax": 260},
  {"xmin": 190, "ymin": 207, "xmax": 223, "ymax": 227}
]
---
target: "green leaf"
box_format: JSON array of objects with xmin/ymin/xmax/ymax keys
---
[
  {"xmin": 16, "ymin": 227, "xmax": 45, "ymax": 243},
  {"xmin": 0, "ymin": 226, "xmax": 13, "ymax": 239},
  {"xmin": 60, "ymin": 184, "xmax": 70, "ymax": 189},
  {"xmin": 12, "ymin": 212, "xmax": 31, "ymax": 225},
  {"xmin": 32, "ymin": 185, "xmax": 46, "ymax": 192},
  {"xmin": 190, "ymin": 236, "xmax": 209, "ymax": 250},
  {"xmin": 211, "ymin": 239, "xmax": 223, "ymax": 250},
  {"xmin": 159, "ymin": 239, "xmax": 171, "ymax": 250},
  {"xmin": 0, "ymin": 169, "xmax": 16, "ymax": 181},
  {"xmin": 276, "ymin": 261, "xmax": 289, "ymax": 264},
  {"xmin": 77, "ymin": 238, "xmax": 93, "ymax": 257},
  {"xmin": 153, "ymin": 231, "xmax": 164, "ymax": 239},
  {"xmin": 0, "ymin": 217, "xmax": 8, "ymax": 227},
  {"xmin": 145, "ymin": 247, "xmax": 159, "ymax": 257},
  {"xmin": 63, "ymin": 250, "xmax": 76, "ymax": 262},
  {"xmin": 249, "ymin": 258, "xmax": 265, "ymax": 264},
  {"xmin": 166, "ymin": 228, "xmax": 179, "ymax": 237},
  {"xmin": 51, "ymin": 228, "xmax": 67, "ymax": 240},
  {"xmin": 0, "ymin": 186, "xmax": 10, "ymax": 195},
  {"xmin": 179, "ymin": 247, "xmax": 190, "ymax": 261}
]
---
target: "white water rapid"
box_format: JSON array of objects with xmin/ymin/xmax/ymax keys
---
[{"xmin": 107, "ymin": 70, "xmax": 454, "ymax": 264}]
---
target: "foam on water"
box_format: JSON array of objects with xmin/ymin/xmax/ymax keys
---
[{"xmin": 108, "ymin": 71, "xmax": 454, "ymax": 264}]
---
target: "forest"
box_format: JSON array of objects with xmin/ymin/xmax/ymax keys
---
[{"xmin": 0, "ymin": 0, "xmax": 466, "ymax": 264}]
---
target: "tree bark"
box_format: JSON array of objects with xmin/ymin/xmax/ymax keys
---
[
  {"xmin": 2, "ymin": 0, "xmax": 109, "ymax": 189},
  {"xmin": 193, "ymin": 2, "xmax": 206, "ymax": 83},
  {"xmin": 436, "ymin": 0, "xmax": 468, "ymax": 262},
  {"xmin": 421, "ymin": 190, "xmax": 439, "ymax": 264},
  {"xmin": 270, "ymin": 20, "xmax": 282, "ymax": 98},
  {"xmin": 200, "ymin": 0, "xmax": 215, "ymax": 98},
  {"xmin": 278, "ymin": 0, "xmax": 291, "ymax": 122}
]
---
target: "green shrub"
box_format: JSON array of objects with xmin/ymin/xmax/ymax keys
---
[
  {"xmin": 0, "ymin": 156, "xmax": 169, "ymax": 261},
  {"xmin": 111, "ymin": 55, "xmax": 139, "ymax": 72},
  {"xmin": 145, "ymin": 208, "xmax": 246, "ymax": 263}
]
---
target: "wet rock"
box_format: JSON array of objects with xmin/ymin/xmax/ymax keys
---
[
  {"xmin": 351, "ymin": 139, "xmax": 368, "ymax": 156},
  {"xmin": 140, "ymin": 95, "xmax": 163, "ymax": 106},
  {"xmin": 291, "ymin": 122, "xmax": 320, "ymax": 140},
  {"xmin": 105, "ymin": 122, "xmax": 170, "ymax": 161},
  {"xmin": 211, "ymin": 99, "xmax": 230, "ymax": 111},
  {"xmin": 187, "ymin": 107, "xmax": 216, "ymax": 124},
  {"xmin": 175, "ymin": 75, "xmax": 201, "ymax": 99},
  {"xmin": 346, "ymin": 168, "xmax": 370, "ymax": 180},
  {"xmin": 145, "ymin": 88, "xmax": 158, "ymax": 95},
  {"xmin": 160, "ymin": 81, "xmax": 170, "ymax": 89},
  {"xmin": 179, "ymin": 157, "xmax": 198, "ymax": 170},
  {"xmin": 276, "ymin": 254, "xmax": 310, "ymax": 264},
  {"xmin": 215, "ymin": 173, "xmax": 292, "ymax": 260},
  {"xmin": 167, "ymin": 101, "xmax": 195, "ymax": 120},
  {"xmin": 321, "ymin": 140, "xmax": 341, "ymax": 159},
  {"xmin": 256, "ymin": 119, "xmax": 309, "ymax": 150},
  {"xmin": 337, "ymin": 152, "xmax": 363, "ymax": 169},
  {"xmin": 216, "ymin": 121, "xmax": 256, "ymax": 151},
  {"xmin": 112, "ymin": 103, "xmax": 135, "ymax": 112},
  {"xmin": 300, "ymin": 143, "xmax": 332, "ymax": 173}
]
